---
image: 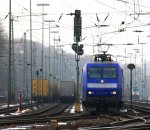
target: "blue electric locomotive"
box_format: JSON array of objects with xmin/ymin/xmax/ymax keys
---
[{"xmin": 82, "ymin": 53, "xmax": 123, "ymax": 112}]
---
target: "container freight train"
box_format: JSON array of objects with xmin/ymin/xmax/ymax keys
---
[
  {"xmin": 82, "ymin": 53, "xmax": 123, "ymax": 112},
  {"xmin": 58, "ymin": 81, "xmax": 76, "ymax": 103},
  {"xmin": 32, "ymin": 79, "xmax": 76, "ymax": 103},
  {"xmin": 32, "ymin": 79, "xmax": 50, "ymax": 102}
]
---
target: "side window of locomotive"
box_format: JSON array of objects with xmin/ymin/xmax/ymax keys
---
[
  {"xmin": 87, "ymin": 67, "xmax": 102, "ymax": 79},
  {"xmin": 103, "ymin": 67, "xmax": 117, "ymax": 78}
]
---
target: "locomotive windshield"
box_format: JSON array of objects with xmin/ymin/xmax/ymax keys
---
[
  {"xmin": 87, "ymin": 67, "xmax": 117, "ymax": 79},
  {"xmin": 103, "ymin": 68, "xmax": 117, "ymax": 78},
  {"xmin": 88, "ymin": 68, "xmax": 102, "ymax": 78}
]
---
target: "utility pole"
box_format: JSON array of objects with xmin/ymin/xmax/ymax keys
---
[
  {"xmin": 50, "ymin": 31, "xmax": 59, "ymax": 80},
  {"xmin": 37, "ymin": 3, "xmax": 49, "ymax": 102},
  {"xmin": 11, "ymin": 17, "xmax": 15, "ymax": 102},
  {"xmin": 61, "ymin": 49, "xmax": 64, "ymax": 81},
  {"xmin": 144, "ymin": 59, "xmax": 147, "ymax": 100},
  {"xmin": 23, "ymin": 32, "xmax": 28, "ymax": 100},
  {"xmin": 54, "ymin": 37, "xmax": 60, "ymax": 80},
  {"xmin": 59, "ymin": 47, "xmax": 62, "ymax": 81},
  {"xmin": 50, "ymin": 31, "xmax": 58, "ymax": 101},
  {"xmin": 45, "ymin": 55, "xmax": 48, "ymax": 79},
  {"xmin": 45, "ymin": 20, "xmax": 55, "ymax": 102},
  {"xmin": 132, "ymin": 48, "xmax": 139, "ymax": 96},
  {"xmin": 11, "ymin": 17, "xmax": 19, "ymax": 102},
  {"xmin": 138, "ymin": 42, "xmax": 146, "ymax": 99},
  {"xmin": 30, "ymin": 0, "xmax": 33, "ymax": 107},
  {"xmin": 36, "ymin": 70, "xmax": 39, "ymax": 106},
  {"xmin": 32, "ymin": 42, "xmax": 37, "ymax": 79},
  {"xmin": 8, "ymin": 0, "xmax": 12, "ymax": 113}
]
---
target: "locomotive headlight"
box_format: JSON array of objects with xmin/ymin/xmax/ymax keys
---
[
  {"xmin": 88, "ymin": 91, "xmax": 92, "ymax": 95},
  {"xmin": 100, "ymin": 80, "xmax": 104, "ymax": 83},
  {"xmin": 112, "ymin": 91, "xmax": 117, "ymax": 95},
  {"xmin": 88, "ymin": 91, "xmax": 94, "ymax": 95}
]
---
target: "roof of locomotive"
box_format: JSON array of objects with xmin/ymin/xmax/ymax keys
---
[
  {"xmin": 83, "ymin": 53, "xmax": 122, "ymax": 68},
  {"xmin": 83, "ymin": 61, "xmax": 121, "ymax": 68},
  {"xmin": 85, "ymin": 60, "xmax": 119, "ymax": 64}
]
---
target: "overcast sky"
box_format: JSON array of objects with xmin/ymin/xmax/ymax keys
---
[{"xmin": 1, "ymin": 0, "xmax": 150, "ymax": 64}]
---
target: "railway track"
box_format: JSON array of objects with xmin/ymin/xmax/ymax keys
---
[
  {"xmin": 72, "ymin": 102, "xmax": 150, "ymax": 130},
  {"xmin": 77, "ymin": 101, "xmax": 150, "ymax": 130},
  {"xmin": 0, "ymin": 102, "xmax": 33, "ymax": 114},
  {"xmin": 0, "ymin": 103, "xmax": 69, "ymax": 125},
  {"xmin": 1, "ymin": 102, "xmax": 150, "ymax": 130},
  {"xmin": 0, "ymin": 103, "xmax": 118, "ymax": 129},
  {"xmin": 124, "ymin": 101, "xmax": 150, "ymax": 115},
  {"xmin": 77, "ymin": 116, "xmax": 147, "ymax": 130}
]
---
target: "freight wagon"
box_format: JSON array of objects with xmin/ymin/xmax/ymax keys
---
[
  {"xmin": 32, "ymin": 79, "xmax": 58, "ymax": 102},
  {"xmin": 32, "ymin": 79, "xmax": 75, "ymax": 103},
  {"xmin": 58, "ymin": 81, "xmax": 76, "ymax": 103},
  {"xmin": 32, "ymin": 79, "xmax": 48, "ymax": 102}
]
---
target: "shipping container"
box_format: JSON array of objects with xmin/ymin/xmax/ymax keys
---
[
  {"xmin": 32, "ymin": 79, "xmax": 60, "ymax": 102},
  {"xmin": 32, "ymin": 79, "xmax": 48, "ymax": 101},
  {"xmin": 32, "ymin": 79, "xmax": 48, "ymax": 96}
]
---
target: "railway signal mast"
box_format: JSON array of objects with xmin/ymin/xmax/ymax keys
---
[
  {"xmin": 69, "ymin": 10, "xmax": 83, "ymax": 112},
  {"xmin": 74, "ymin": 10, "xmax": 83, "ymax": 113},
  {"xmin": 128, "ymin": 63, "xmax": 135, "ymax": 109}
]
